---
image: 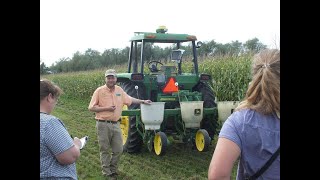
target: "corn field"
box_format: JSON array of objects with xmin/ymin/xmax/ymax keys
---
[{"xmin": 42, "ymin": 55, "xmax": 252, "ymax": 102}]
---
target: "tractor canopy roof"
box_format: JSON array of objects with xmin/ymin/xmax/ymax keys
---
[{"xmin": 130, "ymin": 32, "xmax": 197, "ymax": 43}]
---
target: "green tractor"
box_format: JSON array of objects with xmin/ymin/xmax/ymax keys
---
[{"xmin": 118, "ymin": 26, "xmax": 218, "ymax": 156}]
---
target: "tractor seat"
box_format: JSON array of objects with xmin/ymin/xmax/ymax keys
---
[
  {"xmin": 160, "ymin": 66, "xmax": 178, "ymax": 76},
  {"xmin": 151, "ymin": 64, "xmax": 159, "ymax": 72}
]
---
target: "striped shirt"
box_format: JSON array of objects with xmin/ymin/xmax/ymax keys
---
[{"xmin": 40, "ymin": 113, "xmax": 77, "ymax": 180}]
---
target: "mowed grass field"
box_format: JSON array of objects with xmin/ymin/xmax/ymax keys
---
[{"xmin": 53, "ymin": 96, "xmax": 238, "ymax": 180}]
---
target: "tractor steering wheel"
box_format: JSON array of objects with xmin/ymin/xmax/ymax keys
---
[{"xmin": 148, "ymin": 61, "xmax": 164, "ymax": 72}]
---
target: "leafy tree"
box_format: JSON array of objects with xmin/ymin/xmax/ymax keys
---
[
  {"xmin": 229, "ymin": 40, "xmax": 243, "ymax": 56},
  {"xmin": 213, "ymin": 43, "xmax": 228, "ymax": 56},
  {"xmin": 40, "ymin": 61, "xmax": 50, "ymax": 75},
  {"xmin": 198, "ymin": 40, "xmax": 217, "ymax": 57},
  {"xmin": 244, "ymin": 38, "xmax": 267, "ymax": 53}
]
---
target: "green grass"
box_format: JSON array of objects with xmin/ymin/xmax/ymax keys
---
[{"xmin": 52, "ymin": 96, "xmax": 238, "ymax": 179}]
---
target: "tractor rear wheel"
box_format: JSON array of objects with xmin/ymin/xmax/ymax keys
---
[
  {"xmin": 193, "ymin": 82, "xmax": 218, "ymax": 139},
  {"xmin": 119, "ymin": 81, "xmax": 146, "ymax": 153},
  {"xmin": 120, "ymin": 105, "xmax": 129, "ymax": 145}
]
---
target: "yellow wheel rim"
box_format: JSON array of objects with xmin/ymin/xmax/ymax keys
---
[
  {"xmin": 120, "ymin": 105, "xmax": 129, "ymax": 145},
  {"xmin": 195, "ymin": 131, "xmax": 205, "ymax": 151},
  {"xmin": 154, "ymin": 134, "xmax": 162, "ymax": 155}
]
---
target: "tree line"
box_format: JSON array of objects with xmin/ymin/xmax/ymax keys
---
[{"xmin": 40, "ymin": 37, "xmax": 267, "ymax": 74}]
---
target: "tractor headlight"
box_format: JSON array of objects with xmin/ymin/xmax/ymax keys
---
[
  {"xmin": 131, "ymin": 73, "xmax": 144, "ymax": 81},
  {"xmin": 200, "ymin": 74, "xmax": 211, "ymax": 81}
]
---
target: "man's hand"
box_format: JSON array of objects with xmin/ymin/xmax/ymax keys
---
[
  {"xmin": 106, "ymin": 106, "xmax": 116, "ymax": 111},
  {"xmin": 141, "ymin": 100, "xmax": 152, "ymax": 105}
]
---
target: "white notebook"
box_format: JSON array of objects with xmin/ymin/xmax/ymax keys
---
[{"xmin": 79, "ymin": 136, "xmax": 89, "ymax": 150}]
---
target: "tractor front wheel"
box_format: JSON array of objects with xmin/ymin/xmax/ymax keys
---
[
  {"xmin": 195, "ymin": 129, "xmax": 211, "ymax": 152},
  {"xmin": 154, "ymin": 132, "xmax": 167, "ymax": 156}
]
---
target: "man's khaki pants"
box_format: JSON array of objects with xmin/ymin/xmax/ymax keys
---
[{"xmin": 96, "ymin": 121, "xmax": 123, "ymax": 176}]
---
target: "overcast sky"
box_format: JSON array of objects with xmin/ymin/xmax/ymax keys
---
[{"xmin": 40, "ymin": 0, "xmax": 280, "ymax": 66}]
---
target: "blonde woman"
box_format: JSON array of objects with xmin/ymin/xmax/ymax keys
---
[{"xmin": 208, "ymin": 49, "xmax": 280, "ymax": 180}]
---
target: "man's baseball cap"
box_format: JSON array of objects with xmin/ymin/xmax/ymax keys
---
[{"xmin": 105, "ymin": 69, "xmax": 117, "ymax": 77}]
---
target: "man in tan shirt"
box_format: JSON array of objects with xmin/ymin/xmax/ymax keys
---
[{"xmin": 88, "ymin": 69, "xmax": 151, "ymax": 179}]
